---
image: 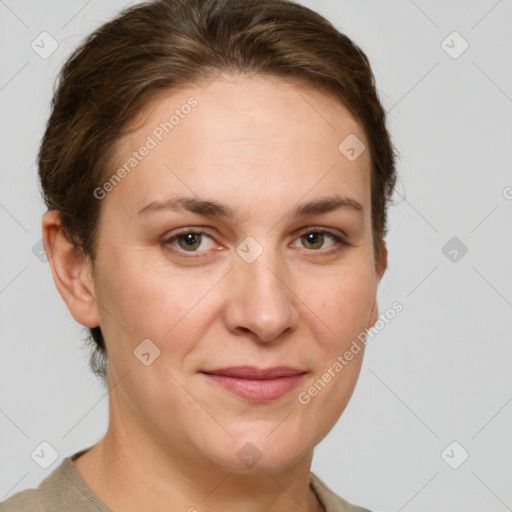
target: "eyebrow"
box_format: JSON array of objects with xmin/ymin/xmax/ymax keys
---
[{"xmin": 137, "ymin": 194, "xmax": 364, "ymax": 218}]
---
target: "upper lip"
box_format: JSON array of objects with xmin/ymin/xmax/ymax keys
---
[{"xmin": 201, "ymin": 366, "xmax": 306, "ymax": 379}]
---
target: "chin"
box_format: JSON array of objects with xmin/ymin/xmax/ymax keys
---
[{"xmin": 202, "ymin": 429, "xmax": 311, "ymax": 474}]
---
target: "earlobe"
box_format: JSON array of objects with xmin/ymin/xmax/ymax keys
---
[
  {"xmin": 42, "ymin": 211, "xmax": 100, "ymax": 328},
  {"xmin": 376, "ymin": 240, "xmax": 388, "ymax": 284},
  {"xmin": 367, "ymin": 240, "xmax": 389, "ymax": 329},
  {"xmin": 368, "ymin": 298, "xmax": 379, "ymax": 331}
]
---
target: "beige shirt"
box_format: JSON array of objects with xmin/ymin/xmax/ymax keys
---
[{"xmin": 0, "ymin": 449, "xmax": 372, "ymax": 512}]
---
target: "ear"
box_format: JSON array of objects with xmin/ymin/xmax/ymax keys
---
[
  {"xmin": 42, "ymin": 210, "xmax": 100, "ymax": 328},
  {"xmin": 367, "ymin": 240, "xmax": 388, "ymax": 328}
]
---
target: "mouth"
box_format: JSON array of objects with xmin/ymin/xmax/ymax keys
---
[{"xmin": 200, "ymin": 366, "xmax": 307, "ymax": 402}]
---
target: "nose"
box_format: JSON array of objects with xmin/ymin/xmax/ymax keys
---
[{"xmin": 224, "ymin": 245, "xmax": 299, "ymax": 343}]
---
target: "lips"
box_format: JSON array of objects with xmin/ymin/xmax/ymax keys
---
[
  {"xmin": 201, "ymin": 366, "xmax": 306, "ymax": 402},
  {"xmin": 202, "ymin": 366, "xmax": 305, "ymax": 379}
]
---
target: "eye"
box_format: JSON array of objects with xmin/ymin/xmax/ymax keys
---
[
  {"xmin": 162, "ymin": 230, "xmax": 217, "ymax": 256},
  {"xmin": 292, "ymin": 228, "xmax": 350, "ymax": 254},
  {"xmin": 161, "ymin": 227, "xmax": 350, "ymax": 259}
]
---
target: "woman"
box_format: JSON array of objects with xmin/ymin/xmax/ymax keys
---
[{"xmin": 0, "ymin": 0, "xmax": 396, "ymax": 510}]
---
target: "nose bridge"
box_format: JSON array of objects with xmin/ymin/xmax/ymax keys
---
[{"xmin": 227, "ymin": 235, "xmax": 298, "ymax": 342}]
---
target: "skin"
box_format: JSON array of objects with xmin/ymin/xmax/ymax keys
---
[{"xmin": 43, "ymin": 73, "xmax": 387, "ymax": 512}]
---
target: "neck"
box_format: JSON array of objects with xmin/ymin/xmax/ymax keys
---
[{"xmin": 72, "ymin": 401, "xmax": 324, "ymax": 512}]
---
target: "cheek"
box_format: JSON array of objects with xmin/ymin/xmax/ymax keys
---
[
  {"xmin": 295, "ymin": 269, "xmax": 374, "ymax": 438},
  {"xmin": 307, "ymin": 265, "xmax": 376, "ymax": 344},
  {"xmin": 96, "ymin": 252, "xmax": 221, "ymax": 360}
]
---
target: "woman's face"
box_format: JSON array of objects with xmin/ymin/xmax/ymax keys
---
[{"xmin": 87, "ymin": 74, "xmax": 386, "ymax": 472}]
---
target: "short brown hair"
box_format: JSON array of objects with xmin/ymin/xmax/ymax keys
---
[{"xmin": 38, "ymin": 0, "xmax": 398, "ymax": 381}]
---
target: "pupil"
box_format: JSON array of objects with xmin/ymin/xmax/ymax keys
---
[
  {"xmin": 185, "ymin": 233, "xmax": 196, "ymax": 245},
  {"xmin": 179, "ymin": 232, "xmax": 201, "ymax": 250},
  {"xmin": 305, "ymin": 232, "xmax": 322, "ymax": 248}
]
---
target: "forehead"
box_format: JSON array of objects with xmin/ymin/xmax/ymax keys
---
[
  {"xmin": 104, "ymin": 74, "xmax": 371, "ymax": 219},
  {"xmin": 117, "ymin": 73, "xmax": 367, "ymax": 156}
]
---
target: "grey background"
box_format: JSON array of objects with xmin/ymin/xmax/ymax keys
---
[{"xmin": 1, "ymin": 1, "xmax": 511, "ymax": 511}]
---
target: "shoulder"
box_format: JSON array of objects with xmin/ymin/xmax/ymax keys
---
[
  {"xmin": 0, "ymin": 448, "xmax": 97, "ymax": 512},
  {"xmin": 310, "ymin": 472, "xmax": 373, "ymax": 512},
  {"xmin": 0, "ymin": 488, "xmax": 44, "ymax": 511}
]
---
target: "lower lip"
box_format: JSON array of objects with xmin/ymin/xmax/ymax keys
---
[{"xmin": 202, "ymin": 373, "xmax": 305, "ymax": 402}]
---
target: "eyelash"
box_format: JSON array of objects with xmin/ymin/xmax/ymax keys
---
[{"xmin": 161, "ymin": 227, "xmax": 351, "ymax": 259}]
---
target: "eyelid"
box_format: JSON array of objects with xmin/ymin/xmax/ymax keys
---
[{"xmin": 294, "ymin": 225, "xmax": 348, "ymax": 240}]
